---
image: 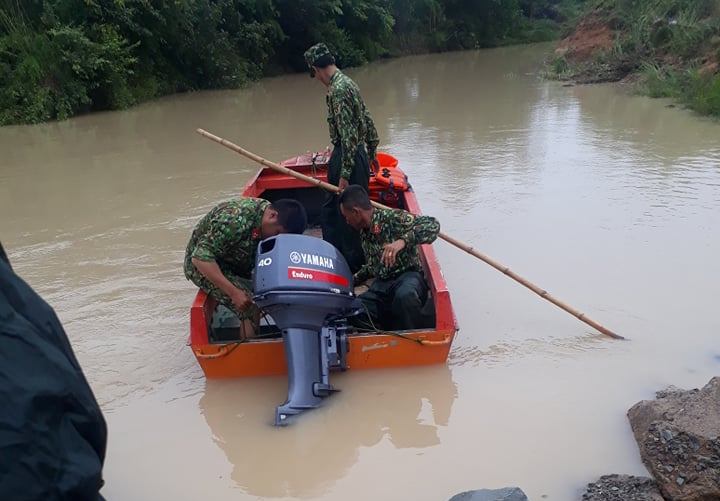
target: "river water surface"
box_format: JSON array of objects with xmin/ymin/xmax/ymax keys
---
[{"xmin": 2, "ymin": 43, "xmax": 720, "ymax": 500}]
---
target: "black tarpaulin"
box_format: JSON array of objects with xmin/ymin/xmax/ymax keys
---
[{"xmin": 0, "ymin": 243, "xmax": 107, "ymax": 500}]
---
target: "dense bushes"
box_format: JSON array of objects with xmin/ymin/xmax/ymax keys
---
[
  {"xmin": 0, "ymin": 0, "xmax": 583, "ymax": 125},
  {"xmin": 641, "ymin": 63, "xmax": 720, "ymax": 116}
]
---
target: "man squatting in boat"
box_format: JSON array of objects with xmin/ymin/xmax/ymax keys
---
[
  {"xmin": 339, "ymin": 185, "xmax": 441, "ymax": 331},
  {"xmin": 184, "ymin": 197, "xmax": 307, "ymax": 338}
]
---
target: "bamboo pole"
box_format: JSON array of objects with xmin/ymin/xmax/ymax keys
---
[{"xmin": 196, "ymin": 128, "xmax": 625, "ymax": 340}]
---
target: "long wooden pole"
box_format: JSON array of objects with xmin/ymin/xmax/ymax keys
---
[{"xmin": 196, "ymin": 128, "xmax": 625, "ymax": 340}]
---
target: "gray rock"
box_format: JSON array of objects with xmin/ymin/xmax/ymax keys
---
[
  {"xmin": 449, "ymin": 487, "xmax": 528, "ymax": 501},
  {"xmin": 581, "ymin": 474, "xmax": 664, "ymax": 501},
  {"xmin": 628, "ymin": 377, "xmax": 720, "ymax": 501}
]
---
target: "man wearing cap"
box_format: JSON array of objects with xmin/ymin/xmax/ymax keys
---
[
  {"xmin": 338, "ymin": 185, "xmax": 440, "ymax": 331},
  {"xmin": 184, "ymin": 197, "xmax": 307, "ymax": 339},
  {"xmin": 304, "ymin": 42, "xmax": 379, "ymax": 273}
]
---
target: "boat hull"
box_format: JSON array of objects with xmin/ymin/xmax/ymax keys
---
[{"xmin": 188, "ymin": 152, "xmax": 458, "ymax": 378}]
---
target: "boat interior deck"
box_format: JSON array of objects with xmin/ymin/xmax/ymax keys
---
[
  {"xmin": 208, "ymin": 224, "xmax": 436, "ymax": 343},
  {"xmin": 204, "ymin": 179, "xmax": 440, "ymax": 344}
]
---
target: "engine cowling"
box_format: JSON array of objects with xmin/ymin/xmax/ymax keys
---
[{"xmin": 253, "ymin": 234, "xmax": 362, "ymax": 425}]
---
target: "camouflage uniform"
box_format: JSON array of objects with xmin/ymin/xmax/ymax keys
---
[
  {"xmin": 184, "ymin": 198, "xmax": 269, "ymax": 320},
  {"xmin": 353, "ymin": 207, "xmax": 440, "ymax": 331},
  {"xmin": 304, "ymin": 43, "xmax": 379, "ymax": 273},
  {"xmin": 324, "ymin": 68, "xmax": 379, "ymax": 180}
]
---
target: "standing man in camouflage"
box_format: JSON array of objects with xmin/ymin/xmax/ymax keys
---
[
  {"xmin": 304, "ymin": 42, "xmax": 379, "ymax": 273},
  {"xmin": 339, "ymin": 185, "xmax": 440, "ymax": 331},
  {"xmin": 184, "ymin": 197, "xmax": 307, "ymax": 338}
]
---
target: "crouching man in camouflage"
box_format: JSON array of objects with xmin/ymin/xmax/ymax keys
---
[
  {"xmin": 339, "ymin": 185, "xmax": 440, "ymax": 331},
  {"xmin": 184, "ymin": 197, "xmax": 307, "ymax": 338}
]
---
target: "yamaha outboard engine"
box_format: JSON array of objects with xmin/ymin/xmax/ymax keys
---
[{"xmin": 253, "ymin": 234, "xmax": 362, "ymax": 425}]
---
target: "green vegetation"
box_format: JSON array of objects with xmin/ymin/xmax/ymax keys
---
[
  {"xmin": 639, "ymin": 63, "xmax": 720, "ymax": 116},
  {"xmin": 6, "ymin": 0, "xmax": 715, "ymax": 123},
  {"xmin": 602, "ymin": 0, "xmax": 719, "ymax": 60},
  {"xmin": 548, "ymin": 0, "xmax": 720, "ymax": 117},
  {"xmin": 0, "ymin": 0, "xmax": 586, "ymax": 125}
]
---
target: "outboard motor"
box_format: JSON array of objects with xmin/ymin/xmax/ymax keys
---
[{"xmin": 253, "ymin": 234, "xmax": 362, "ymax": 425}]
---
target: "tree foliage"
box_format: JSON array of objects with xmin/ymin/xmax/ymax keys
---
[{"xmin": 0, "ymin": 0, "xmax": 586, "ymax": 125}]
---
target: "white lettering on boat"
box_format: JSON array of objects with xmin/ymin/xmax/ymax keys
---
[{"xmin": 361, "ymin": 340, "xmax": 399, "ymax": 352}]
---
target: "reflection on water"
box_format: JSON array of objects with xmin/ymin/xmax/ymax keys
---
[
  {"xmin": 199, "ymin": 365, "xmax": 457, "ymax": 498},
  {"xmin": 3, "ymin": 42, "xmax": 720, "ymax": 500}
]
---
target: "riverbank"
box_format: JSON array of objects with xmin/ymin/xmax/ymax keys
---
[
  {"xmin": 548, "ymin": 0, "xmax": 720, "ymax": 117},
  {"xmin": 0, "ymin": 0, "xmax": 585, "ymax": 126}
]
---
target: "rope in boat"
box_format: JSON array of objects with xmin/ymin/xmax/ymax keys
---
[
  {"xmin": 352, "ymin": 302, "xmax": 425, "ymax": 345},
  {"xmin": 196, "ymin": 298, "xmax": 443, "ymax": 359}
]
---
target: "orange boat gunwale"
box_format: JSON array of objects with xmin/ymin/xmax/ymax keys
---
[{"xmin": 188, "ymin": 154, "xmax": 458, "ymax": 378}]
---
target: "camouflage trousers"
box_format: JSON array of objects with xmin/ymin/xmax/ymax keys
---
[
  {"xmin": 353, "ymin": 271, "xmax": 434, "ymax": 331},
  {"xmin": 185, "ymin": 260, "xmax": 260, "ymax": 323},
  {"xmin": 321, "ymin": 144, "xmax": 370, "ymax": 273}
]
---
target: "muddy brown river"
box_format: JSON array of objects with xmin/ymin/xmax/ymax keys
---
[{"xmin": 2, "ymin": 43, "xmax": 720, "ymax": 500}]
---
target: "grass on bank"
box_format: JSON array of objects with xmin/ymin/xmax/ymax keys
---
[{"xmin": 546, "ymin": 0, "xmax": 720, "ymax": 117}]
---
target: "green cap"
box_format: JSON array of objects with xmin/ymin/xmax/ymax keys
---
[{"xmin": 304, "ymin": 43, "xmax": 333, "ymax": 67}]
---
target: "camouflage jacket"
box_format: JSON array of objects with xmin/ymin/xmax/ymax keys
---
[
  {"xmin": 183, "ymin": 198, "xmax": 269, "ymax": 280},
  {"xmin": 354, "ymin": 207, "xmax": 440, "ymax": 283},
  {"xmin": 326, "ymin": 70, "xmax": 380, "ymax": 180}
]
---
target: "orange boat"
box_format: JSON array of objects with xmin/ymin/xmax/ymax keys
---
[{"xmin": 188, "ymin": 150, "xmax": 458, "ymax": 422}]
